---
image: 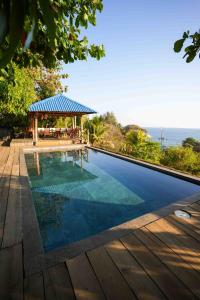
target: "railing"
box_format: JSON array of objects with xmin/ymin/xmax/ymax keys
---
[{"xmin": 35, "ymin": 127, "xmax": 90, "ymax": 144}]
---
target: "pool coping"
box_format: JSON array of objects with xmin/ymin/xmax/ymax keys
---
[
  {"xmin": 21, "ymin": 146, "xmax": 200, "ymax": 277},
  {"xmin": 23, "ymin": 143, "xmax": 85, "ymax": 153}
]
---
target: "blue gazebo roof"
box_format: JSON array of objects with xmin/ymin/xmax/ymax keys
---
[{"xmin": 29, "ymin": 94, "xmax": 96, "ymax": 114}]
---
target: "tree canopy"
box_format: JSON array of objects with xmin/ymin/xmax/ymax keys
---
[
  {"xmin": 101, "ymin": 112, "xmax": 118, "ymax": 126},
  {"xmin": 0, "ymin": 0, "xmax": 105, "ymax": 72},
  {"xmin": 161, "ymin": 146, "xmax": 198, "ymax": 172},
  {"xmin": 26, "ymin": 66, "xmax": 67, "ymax": 100},
  {"xmin": 0, "ymin": 64, "xmax": 36, "ymax": 127},
  {"xmin": 182, "ymin": 137, "xmax": 200, "ymax": 153},
  {"xmin": 0, "ymin": 63, "xmax": 65, "ymax": 127}
]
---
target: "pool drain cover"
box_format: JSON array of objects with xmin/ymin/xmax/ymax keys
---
[{"xmin": 174, "ymin": 209, "xmax": 191, "ymax": 219}]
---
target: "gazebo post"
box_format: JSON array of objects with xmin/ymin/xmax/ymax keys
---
[
  {"xmin": 34, "ymin": 113, "xmax": 38, "ymax": 145},
  {"xmin": 87, "ymin": 130, "xmax": 90, "ymax": 144},
  {"xmin": 72, "ymin": 116, "xmax": 77, "ymax": 129},
  {"xmin": 29, "ymin": 115, "xmax": 35, "ymax": 140},
  {"xmin": 80, "ymin": 115, "xmax": 83, "ymax": 143}
]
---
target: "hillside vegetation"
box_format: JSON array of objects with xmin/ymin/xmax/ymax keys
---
[{"xmin": 85, "ymin": 112, "xmax": 200, "ymax": 177}]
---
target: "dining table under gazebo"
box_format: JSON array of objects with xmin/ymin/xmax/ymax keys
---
[{"xmin": 28, "ymin": 94, "xmax": 96, "ymax": 145}]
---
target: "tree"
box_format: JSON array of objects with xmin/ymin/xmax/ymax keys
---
[
  {"xmin": 0, "ymin": 63, "xmax": 65, "ymax": 128},
  {"xmin": 161, "ymin": 146, "xmax": 198, "ymax": 172},
  {"xmin": 101, "ymin": 112, "xmax": 118, "ymax": 126},
  {"xmin": 0, "ymin": 0, "xmax": 105, "ymax": 71},
  {"xmin": 54, "ymin": 117, "xmax": 72, "ymax": 128},
  {"xmin": 0, "ymin": 63, "xmax": 36, "ymax": 127},
  {"xmin": 174, "ymin": 31, "xmax": 200, "ymax": 63},
  {"xmin": 27, "ymin": 66, "xmax": 67, "ymax": 100},
  {"xmin": 125, "ymin": 129, "xmax": 162, "ymax": 163},
  {"xmin": 100, "ymin": 123, "xmax": 125, "ymax": 150},
  {"xmin": 182, "ymin": 137, "xmax": 198, "ymax": 147},
  {"xmin": 126, "ymin": 129, "xmax": 148, "ymax": 145},
  {"xmin": 85, "ymin": 116, "xmax": 105, "ymax": 145},
  {"xmin": 182, "ymin": 137, "xmax": 200, "ymax": 153}
]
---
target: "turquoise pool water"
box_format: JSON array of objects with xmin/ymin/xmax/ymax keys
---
[{"xmin": 25, "ymin": 149, "xmax": 200, "ymax": 252}]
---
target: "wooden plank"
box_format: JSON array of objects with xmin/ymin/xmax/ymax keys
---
[
  {"xmin": 67, "ymin": 253, "xmax": 105, "ymax": 300},
  {"xmin": 190, "ymin": 201, "xmax": 200, "ymax": 212},
  {"xmin": 121, "ymin": 233, "xmax": 193, "ymax": 300},
  {"xmin": 135, "ymin": 227, "xmax": 200, "ymax": 298},
  {"xmin": 0, "ymin": 147, "xmax": 5, "ymax": 161},
  {"xmin": 24, "ymin": 272, "xmax": 44, "ymax": 300},
  {"xmin": 173, "ymin": 203, "xmax": 200, "ymax": 231},
  {"xmin": 167, "ymin": 215, "xmax": 200, "ymax": 242},
  {"xmin": 105, "ymin": 239, "xmax": 165, "ymax": 300},
  {"xmin": 3, "ymin": 148, "xmax": 22, "ymax": 248},
  {"xmin": 0, "ymin": 148, "xmax": 8, "ymax": 181},
  {"xmin": 188, "ymin": 203, "xmax": 200, "ymax": 228},
  {"xmin": 0, "ymin": 243, "xmax": 23, "ymax": 300},
  {"xmin": 0, "ymin": 148, "xmax": 14, "ymax": 247},
  {"xmin": 46, "ymin": 263, "xmax": 75, "ymax": 300},
  {"xmin": 43, "ymin": 270, "xmax": 57, "ymax": 300},
  {"xmin": 87, "ymin": 246, "xmax": 136, "ymax": 300},
  {"xmin": 149, "ymin": 217, "xmax": 200, "ymax": 255},
  {"xmin": 146, "ymin": 218, "xmax": 200, "ymax": 273},
  {"xmin": 0, "ymin": 148, "xmax": 7, "ymax": 167}
]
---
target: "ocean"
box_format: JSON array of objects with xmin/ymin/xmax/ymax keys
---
[{"xmin": 145, "ymin": 127, "xmax": 200, "ymax": 147}]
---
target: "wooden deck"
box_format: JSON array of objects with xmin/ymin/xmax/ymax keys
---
[{"xmin": 1, "ymin": 146, "xmax": 200, "ymax": 299}]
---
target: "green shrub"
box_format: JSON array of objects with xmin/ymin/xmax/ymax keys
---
[
  {"xmin": 124, "ymin": 129, "xmax": 162, "ymax": 163},
  {"xmin": 126, "ymin": 129, "xmax": 148, "ymax": 145},
  {"xmin": 161, "ymin": 146, "xmax": 198, "ymax": 173},
  {"xmin": 54, "ymin": 117, "xmax": 72, "ymax": 128},
  {"xmin": 182, "ymin": 137, "xmax": 200, "ymax": 152},
  {"xmin": 127, "ymin": 142, "xmax": 161, "ymax": 164},
  {"xmin": 182, "ymin": 137, "xmax": 198, "ymax": 148}
]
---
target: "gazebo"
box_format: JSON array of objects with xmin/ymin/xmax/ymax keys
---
[{"xmin": 28, "ymin": 94, "xmax": 96, "ymax": 145}]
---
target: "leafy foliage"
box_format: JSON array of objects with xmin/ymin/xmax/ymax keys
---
[
  {"xmin": 101, "ymin": 112, "xmax": 119, "ymax": 127},
  {"xmin": 0, "ymin": 0, "xmax": 105, "ymax": 71},
  {"xmin": 85, "ymin": 115, "xmax": 105, "ymax": 145},
  {"xmin": 54, "ymin": 116, "xmax": 72, "ymax": 128},
  {"xmin": 126, "ymin": 129, "xmax": 148, "ymax": 145},
  {"xmin": 124, "ymin": 129, "xmax": 162, "ymax": 163},
  {"xmin": 182, "ymin": 137, "xmax": 200, "ymax": 153},
  {"xmin": 0, "ymin": 63, "xmax": 66, "ymax": 127},
  {"xmin": 161, "ymin": 146, "xmax": 199, "ymax": 173},
  {"xmin": 27, "ymin": 66, "xmax": 67, "ymax": 100},
  {"xmin": 99, "ymin": 123, "xmax": 125, "ymax": 151},
  {"xmin": 174, "ymin": 31, "xmax": 200, "ymax": 63},
  {"xmin": 0, "ymin": 63, "xmax": 36, "ymax": 127}
]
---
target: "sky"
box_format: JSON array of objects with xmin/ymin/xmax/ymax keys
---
[{"xmin": 62, "ymin": 1, "xmax": 200, "ymax": 128}]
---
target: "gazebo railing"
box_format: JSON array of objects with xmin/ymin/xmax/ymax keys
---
[{"xmin": 33, "ymin": 127, "xmax": 90, "ymax": 144}]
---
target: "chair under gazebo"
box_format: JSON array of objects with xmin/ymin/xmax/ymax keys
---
[{"xmin": 28, "ymin": 94, "xmax": 96, "ymax": 146}]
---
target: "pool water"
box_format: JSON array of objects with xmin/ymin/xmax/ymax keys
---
[{"xmin": 25, "ymin": 149, "xmax": 200, "ymax": 252}]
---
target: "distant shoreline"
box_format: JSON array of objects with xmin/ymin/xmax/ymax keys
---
[
  {"xmin": 145, "ymin": 127, "xmax": 200, "ymax": 147},
  {"xmin": 145, "ymin": 127, "xmax": 200, "ymax": 130}
]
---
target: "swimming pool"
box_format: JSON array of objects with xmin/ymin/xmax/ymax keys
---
[{"xmin": 25, "ymin": 148, "xmax": 200, "ymax": 252}]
